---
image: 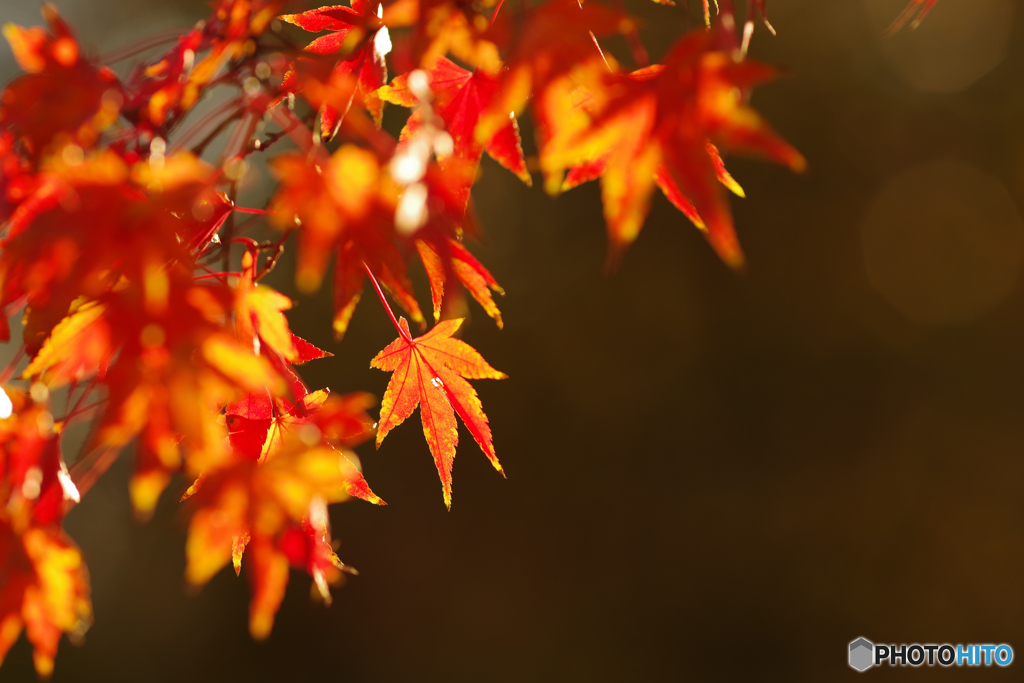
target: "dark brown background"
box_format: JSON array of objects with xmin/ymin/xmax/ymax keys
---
[{"xmin": 3, "ymin": 0, "xmax": 1024, "ymax": 680}]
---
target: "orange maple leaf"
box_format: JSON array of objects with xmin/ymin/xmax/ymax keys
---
[
  {"xmin": 0, "ymin": 149, "xmax": 224, "ymax": 351},
  {"xmin": 0, "ymin": 521, "xmax": 92, "ymax": 678},
  {"xmin": 548, "ymin": 30, "xmax": 805, "ymax": 268},
  {"xmin": 475, "ymin": 0, "xmax": 632, "ymax": 189},
  {"xmin": 415, "ymin": 235, "xmax": 505, "ymax": 328},
  {"xmin": 371, "ymin": 316, "xmax": 505, "ymax": 509},
  {"xmin": 22, "ymin": 263, "xmax": 288, "ymax": 517},
  {"xmin": 0, "ymin": 386, "xmax": 90, "ymax": 678},
  {"xmin": 184, "ymin": 431, "xmax": 381, "ymax": 638}
]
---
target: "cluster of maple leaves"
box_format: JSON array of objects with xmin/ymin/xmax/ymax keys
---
[{"xmin": 0, "ymin": 0, "xmax": 934, "ymax": 676}]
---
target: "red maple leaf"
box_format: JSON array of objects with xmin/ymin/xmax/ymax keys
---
[
  {"xmin": 415, "ymin": 234, "xmax": 504, "ymax": 327},
  {"xmin": 22, "ymin": 265, "xmax": 286, "ymax": 517},
  {"xmin": 381, "ymin": 0, "xmax": 504, "ymax": 74},
  {"xmin": 0, "ymin": 388, "xmax": 90, "ymax": 678},
  {"xmin": 379, "ymin": 56, "xmax": 531, "ymax": 210},
  {"xmin": 280, "ymin": 2, "xmax": 391, "ymax": 135},
  {"xmin": 0, "ymin": 6, "xmax": 121, "ymax": 154}
]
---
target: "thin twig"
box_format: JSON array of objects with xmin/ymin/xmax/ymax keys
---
[
  {"xmin": 99, "ymin": 27, "xmax": 192, "ymax": 64},
  {"xmin": 255, "ymin": 232, "xmax": 292, "ymax": 281},
  {"xmin": 189, "ymin": 110, "xmax": 245, "ymax": 157}
]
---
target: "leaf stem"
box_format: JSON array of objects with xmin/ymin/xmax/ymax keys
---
[
  {"xmin": 589, "ymin": 31, "xmax": 611, "ymax": 70},
  {"xmin": 173, "ymin": 99, "xmax": 243, "ymax": 154},
  {"xmin": 490, "ymin": 0, "xmax": 505, "ymax": 26},
  {"xmin": 0, "ymin": 346, "xmax": 24, "ymax": 385},
  {"xmin": 70, "ymin": 448, "xmax": 120, "ymax": 503},
  {"xmin": 362, "ymin": 262, "xmax": 411, "ymax": 342},
  {"xmin": 59, "ymin": 382, "xmax": 99, "ymax": 428},
  {"xmin": 194, "ymin": 271, "xmax": 241, "ymax": 281},
  {"xmin": 232, "ymin": 206, "xmax": 282, "ymax": 216}
]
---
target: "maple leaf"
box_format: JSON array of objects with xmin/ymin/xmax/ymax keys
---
[
  {"xmin": 381, "ymin": 0, "xmax": 504, "ymax": 74},
  {"xmin": 226, "ymin": 330, "xmax": 338, "ymax": 458},
  {"xmin": 220, "ymin": 349, "xmax": 373, "ymax": 478},
  {"xmin": 0, "ymin": 149, "xmax": 224, "ymax": 351},
  {"xmin": 268, "ymin": 144, "xmax": 427, "ymax": 338},
  {"xmin": 0, "ymin": 387, "xmax": 80, "ymax": 528},
  {"xmin": 120, "ymin": 29, "xmax": 203, "ymax": 127},
  {"xmin": 220, "ymin": 397, "xmax": 380, "ymax": 493},
  {"xmin": 184, "ymin": 431, "xmax": 382, "ymax": 638},
  {"xmin": 0, "ymin": 385, "xmax": 89, "ymax": 678},
  {"xmin": 415, "ymin": 235, "xmax": 504, "ymax": 327},
  {"xmin": 225, "ymin": 389, "xmax": 275, "ymax": 462},
  {"xmin": 547, "ymin": 30, "xmax": 805, "ymax": 268},
  {"xmin": 234, "ymin": 258, "xmax": 300, "ymax": 363},
  {"xmin": 378, "ymin": 57, "xmax": 531, "ymax": 210},
  {"xmin": 217, "ymin": 386, "xmax": 376, "ymax": 508},
  {"xmin": 0, "ymin": 521, "xmax": 92, "ymax": 678},
  {"xmin": 23, "ymin": 266, "xmax": 286, "ymax": 517},
  {"xmin": 371, "ymin": 317, "xmax": 505, "ymax": 509},
  {"xmin": 280, "ymin": 2, "xmax": 392, "ymax": 136},
  {"xmin": 0, "ymin": 6, "xmax": 122, "ymax": 154},
  {"xmin": 475, "ymin": 0, "xmax": 633, "ymax": 190}
]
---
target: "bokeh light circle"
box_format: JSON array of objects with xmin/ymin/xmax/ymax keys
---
[{"xmin": 861, "ymin": 160, "xmax": 1024, "ymax": 325}]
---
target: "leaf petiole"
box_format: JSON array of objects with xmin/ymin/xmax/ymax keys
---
[{"xmin": 362, "ymin": 261, "xmax": 412, "ymax": 343}]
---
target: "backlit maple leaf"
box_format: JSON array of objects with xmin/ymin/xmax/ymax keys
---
[
  {"xmin": 382, "ymin": 0, "xmax": 504, "ymax": 73},
  {"xmin": 371, "ymin": 317, "xmax": 505, "ymax": 508},
  {"xmin": 415, "ymin": 235, "xmax": 505, "ymax": 327},
  {"xmin": 476, "ymin": 0, "xmax": 633, "ymax": 191},
  {"xmin": 268, "ymin": 144, "xmax": 426, "ymax": 338},
  {"xmin": 0, "ymin": 521, "xmax": 92, "ymax": 678},
  {"xmin": 22, "ymin": 266, "xmax": 286, "ymax": 517},
  {"xmin": 184, "ymin": 430, "xmax": 382, "ymax": 638},
  {"xmin": 280, "ymin": 2, "xmax": 392, "ymax": 135},
  {"xmin": 0, "ymin": 149, "xmax": 225, "ymax": 351},
  {"xmin": 0, "ymin": 388, "xmax": 89, "ymax": 678},
  {"xmin": 0, "ymin": 6, "xmax": 122, "ymax": 154},
  {"xmin": 547, "ymin": 30, "xmax": 805, "ymax": 267},
  {"xmin": 378, "ymin": 57, "xmax": 531, "ymax": 210}
]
